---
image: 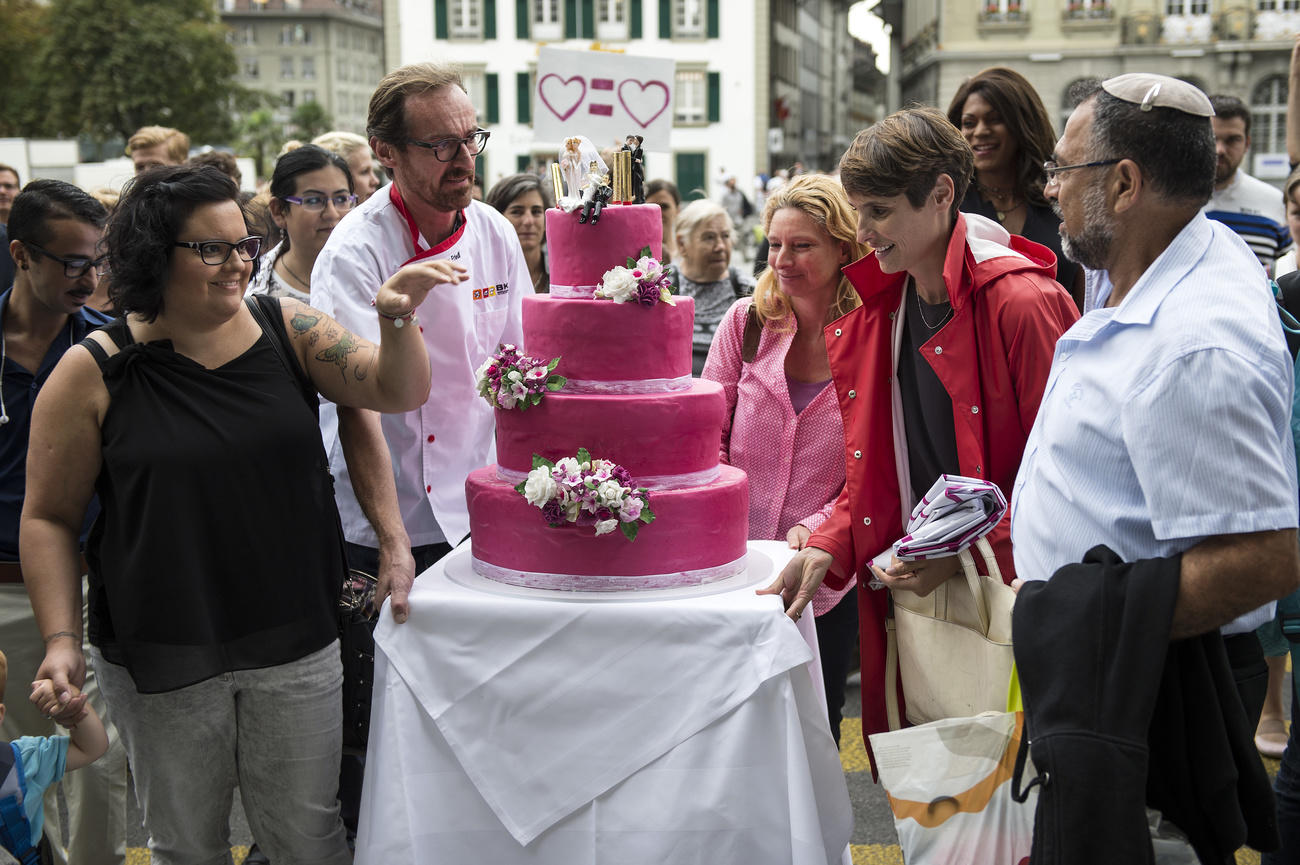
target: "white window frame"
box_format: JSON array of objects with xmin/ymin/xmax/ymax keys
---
[
  {"xmin": 532, "ymin": 0, "xmax": 563, "ymax": 40},
  {"xmin": 281, "ymin": 56, "xmax": 295, "ymax": 79},
  {"xmin": 674, "ymin": 0, "xmax": 705, "ymax": 37},
  {"xmin": 1252, "ymin": 75, "xmax": 1289, "ymax": 156},
  {"xmin": 449, "ymin": 0, "xmax": 483, "ymax": 39},
  {"xmin": 674, "ymin": 68, "xmax": 706, "ymax": 126},
  {"xmin": 244, "ymin": 57, "xmax": 260, "ymax": 78},
  {"xmin": 302, "ymin": 57, "xmax": 316, "ymax": 80},
  {"xmin": 1065, "ymin": 0, "xmax": 1109, "ymax": 17},
  {"xmin": 462, "ymin": 68, "xmax": 488, "ymax": 125},
  {"xmin": 1165, "ymin": 0, "xmax": 1209, "ymax": 14},
  {"xmin": 597, "ymin": 0, "xmax": 629, "ymax": 40}
]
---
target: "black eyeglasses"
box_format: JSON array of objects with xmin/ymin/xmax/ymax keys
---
[
  {"xmin": 1043, "ymin": 158, "xmax": 1123, "ymax": 186},
  {"xmin": 281, "ymin": 193, "xmax": 359, "ymax": 212},
  {"xmin": 174, "ymin": 236, "xmax": 263, "ymax": 266},
  {"xmin": 405, "ymin": 129, "xmax": 490, "ymax": 162},
  {"xmin": 21, "ymin": 241, "xmax": 108, "ymax": 279}
]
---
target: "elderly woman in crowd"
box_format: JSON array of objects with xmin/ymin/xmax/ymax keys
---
[
  {"xmin": 486, "ymin": 173, "xmax": 553, "ymax": 294},
  {"xmin": 669, "ymin": 198, "xmax": 755, "ymax": 373},
  {"xmin": 768, "ymin": 108, "xmax": 1078, "ymax": 743},
  {"xmin": 248, "ymin": 144, "xmax": 357, "ymax": 303},
  {"xmin": 947, "ymin": 67, "xmax": 1083, "ymax": 308},
  {"xmin": 20, "ymin": 164, "xmax": 461, "ymax": 863},
  {"xmin": 703, "ymin": 174, "xmax": 867, "ymax": 744}
]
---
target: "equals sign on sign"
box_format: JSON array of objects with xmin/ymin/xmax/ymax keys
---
[{"xmin": 588, "ymin": 79, "xmax": 615, "ymax": 116}]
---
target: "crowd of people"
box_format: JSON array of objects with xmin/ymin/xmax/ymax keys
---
[{"xmin": 0, "ymin": 50, "xmax": 1298, "ymax": 865}]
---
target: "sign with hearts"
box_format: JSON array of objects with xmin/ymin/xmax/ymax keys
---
[{"xmin": 535, "ymin": 47, "xmax": 675, "ymax": 152}]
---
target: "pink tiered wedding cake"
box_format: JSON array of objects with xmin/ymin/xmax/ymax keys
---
[{"xmin": 465, "ymin": 203, "xmax": 750, "ymax": 591}]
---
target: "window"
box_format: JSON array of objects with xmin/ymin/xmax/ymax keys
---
[
  {"xmin": 1252, "ymin": 75, "xmax": 1289, "ymax": 155},
  {"xmin": 281, "ymin": 57, "xmax": 295, "ymax": 79},
  {"xmin": 450, "ymin": 0, "xmax": 482, "ymax": 37},
  {"xmin": 303, "ymin": 90, "xmax": 316, "ymax": 103},
  {"xmin": 244, "ymin": 57, "xmax": 260, "ymax": 78},
  {"xmin": 598, "ymin": 0, "xmax": 628, "ymax": 39},
  {"xmin": 533, "ymin": 0, "xmax": 563, "ymax": 40},
  {"xmin": 675, "ymin": 69, "xmax": 706, "ymax": 125},
  {"xmin": 283, "ymin": 91, "xmax": 296, "ymax": 108},
  {"xmin": 674, "ymin": 0, "xmax": 705, "ymax": 37},
  {"xmin": 302, "ymin": 57, "xmax": 315, "ymax": 79},
  {"xmin": 463, "ymin": 69, "xmax": 487, "ymax": 123},
  {"xmin": 338, "ymin": 59, "xmax": 348, "ymax": 82},
  {"xmin": 982, "ymin": 0, "xmax": 1027, "ymax": 20},
  {"xmin": 1259, "ymin": 0, "xmax": 1300, "ymax": 9},
  {"xmin": 1166, "ymin": 0, "xmax": 1208, "ymax": 13},
  {"xmin": 1065, "ymin": 0, "xmax": 1110, "ymax": 17}
]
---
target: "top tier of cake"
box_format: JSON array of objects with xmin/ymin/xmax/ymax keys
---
[{"xmin": 527, "ymin": 204, "xmax": 692, "ymax": 391}]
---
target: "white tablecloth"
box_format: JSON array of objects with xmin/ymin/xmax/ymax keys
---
[{"xmin": 355, "ymin": 539, "xmax": 853, "ymax": 864}]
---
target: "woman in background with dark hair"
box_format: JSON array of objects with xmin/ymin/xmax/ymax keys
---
[
  {"xmin": 947, "ymin": 67, "xmax": 1083, "ymax": 307},
  {"xmin": 645, "ymin": 178, "xmax": 681, "ymax": 264},
  {"xmin": 249, "ymin": 143, "xmax": 357, "ymax": 303},
  {"xmin": 486, "ymin": 173, "xmax": 553, "ymax": 293},
  {"xmin": 19, "ymin": 163, "xmax": 459, "ymax": 864}
]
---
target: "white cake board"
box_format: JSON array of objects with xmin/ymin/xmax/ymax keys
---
[{"xmin": 441, "ymin": 544, "xmax": 776, "ymax": 604}]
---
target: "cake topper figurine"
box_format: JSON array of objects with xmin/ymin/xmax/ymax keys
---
[
  {"xmin": 621, "ymin": 135, "xmax": 645, "ymax": 203},
  {"xmin": 578, "ymin": 160, "xmax": 613, "ymax": 225},
  {"xmin": 557, "ymin": 135, "xmax": 606, "ymax": 204}
]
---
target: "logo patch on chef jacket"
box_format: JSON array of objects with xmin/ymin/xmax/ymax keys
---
[{"xmin": 473, "ymin": 283, "xmax": 509, "ymax": 302}]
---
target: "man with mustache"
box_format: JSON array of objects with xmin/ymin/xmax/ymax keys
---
[
  {"xmin": 0, "ymin": 180, "xmax": 127, "ymax": 865},
  {"xmin": 1202, "ymin": 94, "xmax": 1291, "ymax": 277},
  {"xmin": 310, "ymin": 60, "xmax": 531, "ymax": 849},
  {"xmin": 1011, "ymin": 74, "xmax": 1300, "ymax": 859}
]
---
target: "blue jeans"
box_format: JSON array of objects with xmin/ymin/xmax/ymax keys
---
[{"xmin": 94, "ymin": 642, "xmax": 350, "ymax": 865}]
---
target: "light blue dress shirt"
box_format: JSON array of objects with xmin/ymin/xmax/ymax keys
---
[{"xmin": 1011, "ymin": 214, "xmax": 1298, "ymax": 633}]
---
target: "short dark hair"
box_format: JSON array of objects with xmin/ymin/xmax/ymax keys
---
[
  {"xmin": 1087, "ymin": 89, "xmax": 1216, "ymax": 206},
  {"xmin": 839, "ymin": 106, "xmax": 973, "ymax": 221},
  {"xmin": 946, "ymin": 67, "xmax": 1057, "ymax": 206},
  {"xmin": 485, "ymin": 173, "xmax": 553, "ymax": 214},
  {"xmin": 7, "ymin": 179, "xmax": 107, "ymax": 248},
  {"xmin": 188, "ymin": 150, "xmax": 242, "ymax": 188},
  {"xmin": 103, "ymin": 164, "xmax": 243, "ymax": 322},
  {"xmin": 1209, "ymin": 94, "xmax": 1251, "ymax": 136},
  {"xmin": 644, "ymin": 178, "xmax": 680, "ymax": 206},
  {"xmin": 366, "ymin": 62, "xmax": 464, "ymax": 147}
]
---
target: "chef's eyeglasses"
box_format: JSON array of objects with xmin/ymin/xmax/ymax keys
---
[
  {"xmin": 406, "ymin": 129, "xmax": 490, "ymax": 162},
  {"xmin": 173, "ymin": 236, "xmax": 263, "ymax": 266}
]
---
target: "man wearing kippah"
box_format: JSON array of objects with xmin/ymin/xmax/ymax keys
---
[{"xmin": 1009, "ymin": 74, "xmax": 1300, "ymax": 860}]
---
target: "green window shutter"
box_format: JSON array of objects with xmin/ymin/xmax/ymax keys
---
[
  {"xmin": 659, "ymin": 0, "xmax": 671, "ymax": 38},
  {"xmin": 581, "ymin": 0, "xmax": 594, "ymax": 38},
  {"xmin": 707, "ymin": 71, "xmax": 720, "ymax": 123},
  {"xmin": 706, "ymin": 0, "xmax": 718, "ymax": 38},
  {"xmin": 517, "ymin": 0, "xmax": 530, "ymax": 38},
  {"xmin": 485, "ymin": 0, "xmax": 497, "ymax": 38},
  {"xmin": 675, "ymin": 152, "xmax": 706, "ymax": 201},
  {"xmin": 487, "ymin": 73, "xmax": 500, "ymax": 124},
  {"xmin": 565, "ymin": 0, "xmax": 577, "ymax": 37},
  {"xmin": 517, "ymin": 72, "xmax": 532, "ymax": 124},
  {"xmin": 630, "ymin": 0, "xmax": 642, "ymax": 37},
  {"xmin": 518, "ymin": 154, "xmax": 532, "ymax": 172},
  {"xmin": 475, "ymin": 154, "xmax": 486, "ymax": 183},
  {"xmin": 435, "ymin": 0, "xmax": 448, "ymax": 39}
]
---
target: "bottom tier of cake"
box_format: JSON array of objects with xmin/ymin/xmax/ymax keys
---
[{"xmin": 465, "ymin": 464, "xmax": 750, "ymax": 591}]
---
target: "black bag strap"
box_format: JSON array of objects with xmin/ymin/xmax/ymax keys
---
[
  {"xmin": 245, "ymin": 295, "xmax": 317, "ymax": 415},
  {"xmin": 1277, "ymin": 271, "xmax": 1300, "ymax": 361}
]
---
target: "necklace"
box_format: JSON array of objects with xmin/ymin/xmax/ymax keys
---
[
  {"xmin": 279, "ymin": 256, "xmax": 310, "ymax": 290},
  {"xmin": 915, "ymin": 285, "xmax": 952, "ymax": 330}
]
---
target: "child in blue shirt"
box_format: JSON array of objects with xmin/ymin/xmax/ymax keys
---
[{"xmin": 0, "ymin": 649, "xmax": 107, "ymax": 864}]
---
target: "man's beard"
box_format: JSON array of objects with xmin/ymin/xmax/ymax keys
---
[
  {"xmin": 1214, "ymin": 157, "xmax": 1236, "ymax": 186},
  {"xmin": 1056, "ymin": 183, "xmax": 1113, "ymax": 271}
]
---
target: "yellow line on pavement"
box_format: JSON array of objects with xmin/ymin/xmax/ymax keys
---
[
  {"xmin": 851, "ymin": 844, "xmax": 903, "ymax": 864},
  {"xmin": 839, "ymin": 716, "xmax": 872, "ymax": 773},
  {"xmin": 127, "ymin": 848, "xmax": 251, "ymax": 864}
]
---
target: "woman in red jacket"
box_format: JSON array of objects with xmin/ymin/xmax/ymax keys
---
[{"xmin": 765, "ymin": 106, "xmax": 1079, "ymax": 742}]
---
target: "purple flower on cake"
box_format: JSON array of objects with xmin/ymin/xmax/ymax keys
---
[
  {"xmin": 513, "ymin": 448, "xmax": 656, "ymax": 540},
  {"xmin": 593, "ymin": 250, "xmax": 677, "ymax": 308},
  {"xmin": 476, "ymin": 344, "xmax": 566, "ymax": 411}
]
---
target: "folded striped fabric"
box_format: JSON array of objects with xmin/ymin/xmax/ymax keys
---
[{"xmin": 893, "ymin": 474, "xmax": 1007, "ymax": 561}]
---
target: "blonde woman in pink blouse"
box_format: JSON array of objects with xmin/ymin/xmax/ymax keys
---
[{"xmin": 702, "ymin": 174, "xmax": 867, "ymax": 745}]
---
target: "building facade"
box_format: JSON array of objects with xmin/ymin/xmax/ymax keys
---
[
  {"xmin": 387, "ymin": 0, "xmax": 868, "ymax": 198},
  {"xmin": 879, "ymin": 0, "xmax": 1296, "ymax": 179},
  {"xmin": 221, "ymin": 0, "xmax": 386, "ymax": 135}
]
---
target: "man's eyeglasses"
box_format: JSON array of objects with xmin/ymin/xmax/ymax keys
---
[
  {"xmin": 406, "ymin": 129, "xmax": 490, "ymax": 162},
  {"xmin": 21, "ymin": 241, "xmax": 108, "ymax": 279},
  {"xmin": 281, "ymin": 193, "xmax": 359, "ymax": 212},
  {"xmin": 173, "ymin": 236, "xmax": 263, "ymax": 266},
  {"xmin": 1043, "ymin": 158, "xmax": 1123, "ymax": 187}
]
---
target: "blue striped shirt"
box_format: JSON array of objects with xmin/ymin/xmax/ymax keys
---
[{"xmin": 1011, "ymin": 215, "xmax": 1298, "ymax": 631}]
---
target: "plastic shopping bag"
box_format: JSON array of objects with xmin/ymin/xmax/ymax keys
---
[{"xmin": 868, "ymin": 711, "xmax": 1035, "ymax": 865}]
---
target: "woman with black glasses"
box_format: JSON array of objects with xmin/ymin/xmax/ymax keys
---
[
  {"xmin": 18, "ymin": 163, "xmax": 462, "ymax": 864},
  {"xmin": 249, "ymin": 143, "xmax": 358, "ymax": 303}
]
